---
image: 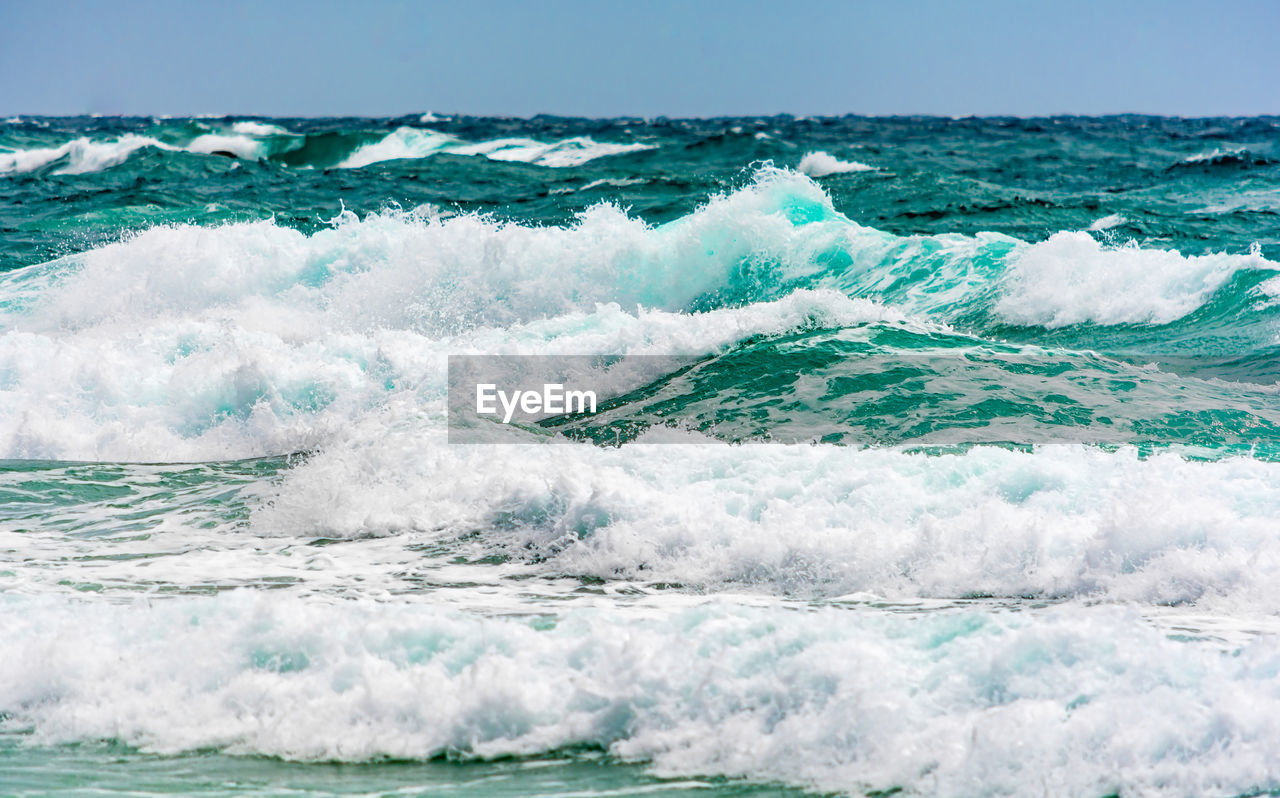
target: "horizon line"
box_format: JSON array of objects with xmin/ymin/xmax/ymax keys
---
[{"xmin": 6, "ymin": 110, "xmax": 1280, "ymax": 122}]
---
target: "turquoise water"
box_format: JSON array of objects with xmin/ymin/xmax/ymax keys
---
[
  {"xmin": 0, "ymin": 736, "xmax": 807, "ymax": 798},
  {"xmin": 3, "ymin": 114, "xmax": 1280, "ymax": 797}
]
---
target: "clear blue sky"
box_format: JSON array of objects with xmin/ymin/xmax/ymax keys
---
[{"xmin": 2, "ymin": 0, "xmax": 1278, "ymax": 118}]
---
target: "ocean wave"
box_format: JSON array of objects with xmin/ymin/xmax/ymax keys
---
[
  {"xmin": 339, "ymin": 126, "xmax": 656, "ymax": 169},
  {"xmin": 252, "ymin": 432, "xmax": 1280, "ymax": 610},
  {"xmin": 448, "ymin": 135, "xmax": 656, "ymax": 167},
  {"xmin": 0, "ymin": 171, "xmax": 870, "ymax": 333},
  {"xmin": 0, "ymin": 134, "xmax": 166, "ymax": 175},
  {"xmin": 3, "ymin": 593, "xmax": 1280, "ymax": 797},
  {"xmin": 0, "ymin": 288, "xmax": 904, "ymax": 462},
  {"xmin": 995, "ymin": 231, "xmax": 1272, "ymax": 327},
  {"xmin": 230, "ymin": 120, "xmax": 292, "ymax": 136},
  {"xmin": 1172, "ymin": 147, "xmax": 1275, "ymax": 169},
  {"xmin": 797, "ymin": 151, "xmax": 874, "ymax": 177},
  {"xmin": 185, "ymin": 132, "xmax": 275, "ymax": 159},
  {"xmin": 6, "ymin": 396, "xmax": 1280, "ymax": 608},
  {"xmin": 8, "ymin": 114, "xmax": 1280, "ymax": 798},
  {"xmin": 0, "ymin": 124, "xmax": 301, "ymax": 175},
  {"xmin": 0, "ymin": 125, "xmax": 658, "ymax": 175},
  {"xmin": 0, "ymin": 169, "xmax": 1275, "ymax": 460},
  {"xmin": 335, "ymin": 126, "xmax": 457, "ymax": 168}
]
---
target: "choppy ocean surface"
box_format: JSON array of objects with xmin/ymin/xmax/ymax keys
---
[{"xmin": 3, "ymin": 113, "xmax": 1280, "ymax": 797}]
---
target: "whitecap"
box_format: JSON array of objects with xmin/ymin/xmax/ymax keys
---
[{"xmin": 798, "ymin": 151, "xmax": 874, "ymax": 177}]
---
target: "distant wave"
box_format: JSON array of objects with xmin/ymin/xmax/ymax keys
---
[
  {"xmin": 0, "ymin": 134, "xmax": 163, "ymax": 175},
  {"xmin": 0, "ymin": 125, "xmax": 301, "ymax": 175},
  {"xmin": 0, "ymin": 124, "xmax": 657, "ymax": 175},
  {"xmin": 1086, "ymin": 213, "xmax": 1125, "ymax": 231},
  {"xmin": 227, "ymin": 120, "xmax": 291, "ymax": 137},
  {"xmin": 1171, "ymin": 147, "xmax": 1276, "ymax": 170},
  {"xmin": 334, "ymin": 127, "xmax": 456, "ymax": 168},
  {"xmin": 339, "ymin": 126, "xmax": 656, "ymax": 168},
  {"xmin": 798, "ymin": 150, "xmax": 874, "ymax": 177}
]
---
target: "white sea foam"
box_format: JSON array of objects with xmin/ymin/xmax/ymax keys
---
[
  {"xmin": 0, "ymin": 170, "xmax": 1274, "ymax": 461},
  {"xmin": 231, "ymin": 120, "xmax": 291, "ymax": 136},
  {"xmin": 1182, "ymin": 146, "xmax": 1248, "ymax": 164},
  {"xmin": 5, "ymin": 152, "xmax": 1280, "ymax": 796},
  {"xmin": 798, "ymin": 151, "xmax": 874, "ymax": 177},
  {"xmin": 0, "ymin": 134, "xmax": 169, "ymax": 175},
  {"xmin": 183, "ymin": 122, "xmax": 297, "ymax": 159},
  {"xmin": 0, "ymin": 170, "xmax": 1273, "ymax": 615},
  {"xmin": 339, "ymin": 126, "xmax": 655, "ymax": 168},
  {"xmin": 449, "ymin": 136, "xmax": 655, "ymax": 167},
  {"xmin": 336, "ymin": 127, "xmax": 458, "ymax": 168},
  {"xmin": 9, "ymin": 425, "xmax": 1280, "ymax": 614},
  {"xmin": 0, "ymin": 123, "xmax": 298, "ymax": 174},
  {"xmin": 249, "ymin": 430, "xmax": 1280, "ymax": 612},
  {"xmin": 186, "ymin": 132, "xmax": 270, "ymax": 159},
  {"xmin": 554, "ymin": 177, "xmax": 651, "ymax": 195},
  {"xmin": 0, "ymin": 170, "xmax": 864, "ymax": 332},
  {"xmin": 2, "ymin": 593, "xmax": 1280, "ymax": 798},
  {"xmin": 1086, "ymin": 213, "xmax": 1125, "ymax": 231},
  {"xmin": 995, "ymin": 231, "xmax": 1273, "ymax": 327},
  {"xmin": 0, "ymin": 170, "xmax": 899, "ymax": 457}
]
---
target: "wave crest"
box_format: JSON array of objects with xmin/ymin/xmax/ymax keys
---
[
  {"xmin": 0, "ymin": 169, "xmax": 1274, "ymax": 461},
  {"xmin": 798, "ymin": 150, "xmax": 874, "ymax": 177},
  {"xmin": 339, "ymin": 126, "xmax": 656, "ymax": 168}
]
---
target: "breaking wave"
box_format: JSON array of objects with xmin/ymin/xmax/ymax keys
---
[{"xmin": 0, "ymin": 122, "xmax": 656, "ymax": 175}]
